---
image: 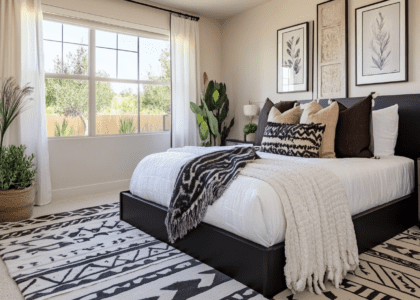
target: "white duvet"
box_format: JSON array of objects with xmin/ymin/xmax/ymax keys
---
[{"xmin": 130, "ymin": 146, "xmax": 415, "ymax": 248}]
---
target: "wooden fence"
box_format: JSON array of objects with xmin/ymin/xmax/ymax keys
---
[{"xmin": 47, "ymin": 114, "xmax": 171, "ymax": 137}]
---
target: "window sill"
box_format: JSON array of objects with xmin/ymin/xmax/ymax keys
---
[{"xmin": 48, "ymin": 131, "xmax": 170, "ymax": 141}]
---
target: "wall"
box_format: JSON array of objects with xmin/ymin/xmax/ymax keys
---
[
  {"xmin": 41, "ymin": 0, "xmax": 222, "ymax": 199},
  {"xmin": 221, "ymin": 0, "xmax": 420, "ymax": 140},
  {"xmin": 199, "ymin": 18, "xmax": 223, "ymax": 82}
]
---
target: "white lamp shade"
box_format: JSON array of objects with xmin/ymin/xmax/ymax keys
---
[{"xmin": 243, "ymin": 104, "xmax": 260, "ymax": 117}]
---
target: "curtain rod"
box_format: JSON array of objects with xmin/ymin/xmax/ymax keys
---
[{"xmin": 124, "ymin": 0, "xmax": 200, "ymax": 21}]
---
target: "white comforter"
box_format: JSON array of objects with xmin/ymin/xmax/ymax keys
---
[{"xmin": 130, "ymin": 146, "xmax": 415, "ymax": 248}]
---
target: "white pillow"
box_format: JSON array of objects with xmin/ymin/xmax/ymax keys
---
[{"xmin": 371, "ymin": 104, "xmax": 399, "ymax": 156}]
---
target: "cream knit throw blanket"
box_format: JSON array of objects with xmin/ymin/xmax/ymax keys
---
[{"xmin": 240, "ymin": 158, "xmax": 359, "ymax": 294}]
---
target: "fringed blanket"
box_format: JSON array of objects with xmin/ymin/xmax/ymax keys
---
[
  {"xmin": 240, "ymin": 158, "xmax": 359, "ymax": 295},
  {"xmin": 165, "ymin": 146, "xmax": 259, "ymax": 244}
]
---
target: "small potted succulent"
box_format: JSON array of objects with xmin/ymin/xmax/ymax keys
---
[
  {"xmin": 243, "ymin": 123, "xmax": 258, "ymax": 142},
  {"xmin": 0, "ymin": 77, "xmax": 37, "ymax": 222}
]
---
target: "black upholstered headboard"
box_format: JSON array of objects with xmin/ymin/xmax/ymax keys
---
[{"xmin": 300, "ymin": 94, "xmax": 420, "ymax": 163}]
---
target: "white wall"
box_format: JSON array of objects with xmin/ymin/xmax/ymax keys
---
[
  {"xmin": 221, "ymin": 0, "xmax": 420, "ymax": 140},
  {"xmin": 200, "ymin": 18, "xmax": 223, "ymax": 82},
  {"xmin": 42, "ymin": 0, "xmax": 222, "ymax": 199}
]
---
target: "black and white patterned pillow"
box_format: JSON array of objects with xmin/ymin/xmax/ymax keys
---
[{"xmin": 261, "ymin": 122, "xmax": 326, "ymax": 158}]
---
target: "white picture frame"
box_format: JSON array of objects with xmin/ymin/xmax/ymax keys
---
[{"xmin": 356, "ymin": 0, "xmax": 408, "ymax": 86}]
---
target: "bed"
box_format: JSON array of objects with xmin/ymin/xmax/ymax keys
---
[{"xmin": 120, "ymin": 95, "xmax": 420, "ymax": 298}]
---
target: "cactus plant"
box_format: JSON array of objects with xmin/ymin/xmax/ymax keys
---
[{"xmin": 190, "ymin": 80, "xmax": 235, "ymax": 146}]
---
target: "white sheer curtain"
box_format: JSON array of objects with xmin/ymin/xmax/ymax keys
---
[
  {"xmin": 170, "ymin": 15, "xmax": 201, "ymax": 148},
  {"xmin": 0, "ymin": 0, "xmax": 52, "ymax": 206}
]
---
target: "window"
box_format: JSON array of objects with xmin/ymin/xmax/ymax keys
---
[{"xmin": 43, "ymin": 20, "xmax": 171, "ymax": 138}]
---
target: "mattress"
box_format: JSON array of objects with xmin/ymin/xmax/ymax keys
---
[{"xmin": 130, "ymin": 146, "xmax": 415, "ymax": 248}]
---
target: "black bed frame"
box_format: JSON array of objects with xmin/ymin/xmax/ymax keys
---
[{"xmin": 121, "ymin": 94, "xmax": 420, "ymax": 298}]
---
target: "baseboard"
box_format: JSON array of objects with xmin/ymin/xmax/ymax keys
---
[{"xmin": 52, "ymin": 179, "xmax": 130, "ymax": 200}]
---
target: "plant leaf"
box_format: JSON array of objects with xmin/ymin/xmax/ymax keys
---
[
  {"xmin": 215, "ymin": 94, "xmax": 227, "ymax": 110},
  {"xmin": 203, "ymin": 100, "xmax": 219, "ymax": 136},
  {"xmin": 296, "ymin": 37, "xmax": 300, "ymax": 45},
  {"xmin": 190, "ymin": 102, "xmax": 204, "ymax": 115},
  {"xmin": 212, "ymin": 90, "xmax": 220, "ymax": 102},
  {"xmin": 204, "ymin": 80, "xmax": 216, "ymax": 111},
  {"xmin": 199, "ymin": 121, "xmax": 209, "ymax": 141},
  {"xmin": 196, "ymin": 114, "xmax": 204, "ymax": 125}
]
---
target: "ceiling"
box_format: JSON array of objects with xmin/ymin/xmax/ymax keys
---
[{"xmin": 146, "ymin": 0, "xmax": 272, "ymax": 20}]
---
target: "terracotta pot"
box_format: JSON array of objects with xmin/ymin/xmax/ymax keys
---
[
  {"xmin": 0, "ymin": 184, "xmax": 35, "ymax": 222},
  {"xmin": 246, "ymin": 133, "xmax": 256, "ymax": 142}
]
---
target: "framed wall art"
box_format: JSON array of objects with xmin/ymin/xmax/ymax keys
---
[
  {"xmin": 277, "ymin": 22, "xmax": 309, "ymax": 93},
  {"xmin": 356, "ymin": 0, "xmax": 408, "ymax": 86},
  {"xmin": 317, "ymin": 0, "xmax": 348, "ymax": 99}
]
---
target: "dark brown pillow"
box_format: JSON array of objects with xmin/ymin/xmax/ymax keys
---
[
  {"xmin": 274, "ymin": 100, "xmax": 298, "ymax": 113},
  {"xmin": 254, "ymin": 98, "xmax": 297, "ymax": 145},
  {"xmin": 335, "ymin": 94, "xmax": 374, "ymax": 158}
]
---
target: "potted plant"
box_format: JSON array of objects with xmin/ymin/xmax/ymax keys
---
[
  {"xmin": 190, "ymin": 73, "xmax": 235, "ymax": 147},
  {"xmin": 0, "ymin": 77, "xmax": 37, "ymax": 222},
  {"xmin": 243, "ymin": 123, "xmax": 257, "ymax": 142}
]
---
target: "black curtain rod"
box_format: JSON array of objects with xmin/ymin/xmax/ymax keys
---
[{"xmin": 124, "ymin": 0, "xmax": 200, "ymax": 21}]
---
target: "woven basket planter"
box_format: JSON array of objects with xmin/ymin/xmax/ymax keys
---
[{"xmin": 0, "ymin": 185, "xmax": 35, "ymax": 222}]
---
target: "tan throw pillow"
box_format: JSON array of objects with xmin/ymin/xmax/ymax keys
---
[
  {"xmin": 300, "ymin": 101, "xmax": 339, "ymax": 158},
  {"xmin": 267, "ymin": 106, "xmax": 301, "ymax": 124}
]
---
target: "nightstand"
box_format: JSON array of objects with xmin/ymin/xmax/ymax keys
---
[{"xmin": 225, "ymin": 139, "xmax": 254, "ymax": 146}]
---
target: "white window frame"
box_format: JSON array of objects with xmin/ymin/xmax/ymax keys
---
[{"xmin": 44, "ymin": 16, "xmax": 171, "ymax": 139}]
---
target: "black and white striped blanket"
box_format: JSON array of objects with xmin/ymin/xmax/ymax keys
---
[{"xmin": 165, "ymin": 147, "xmax": 260, "ymax": 243}]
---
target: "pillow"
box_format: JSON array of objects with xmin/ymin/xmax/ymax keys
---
[
  {"xmin": 268, "ymin": 106, "xmax": 301, "ymax": 124},
  {"xmin": 300, "ymin": 101, "xmax": 339, "ymax": 158},
  {"xmin": 261, "ymin": 122, "xmax": 326, "ymax": 158},
  {"xmin": 274, "ymin": 100, "xmax": 298, "ymax": 113},
  {"xmin": 335, "ymin": 94, "xmax": 374, "ymax": 158},
  {"xmin": 370, "ymin": 104, "xmax": 399, "ymax": 156},
  {"xmin": 254, "ymin": 98, "xmax": 297, "ymax": 145}
]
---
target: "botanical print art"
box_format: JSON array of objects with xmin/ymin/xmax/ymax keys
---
[
  {"xmin": 277, "ymin": 22, "xmax": 309, "ymax": 93},
  {"xmin": 282, "ymin": 28, "xmax": 304, "ymax": 85},
  {"xmin": 362, "ymin": 3, "xmax": 400, "ymax": 76},
  {"xmin": 317, "ymin": 0, "xmax": 347, "ymax": 99}
]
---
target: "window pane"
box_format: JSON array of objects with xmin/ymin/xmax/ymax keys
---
[
  {"xmin": 140, "ymin": 38, "xmax": 170, "ymax": 81},
  {"xmin": 96, "ymin": 48, "xmax": 116, "ymax": 78},
  {"xmin": 140, "ymin": 84, "xmax": 170, "ymax": 133},
  {"xmin": 45, "ymin": 78, "xmax": 89, "ymax": 137},
  {"xmin": 44, "ymin": 41, "xmax": 62, "ymax": 73},
  {"xmin": 63, "ymin": 24, "xmax": 89, "ymax": 45},
  {"xmin": 63, "ymin": 43, "xmax": 88, "ymax": 75},
  {"xmin": 96, "ymin": 82, "xmax": 138, "ymax": 135},
  {"xmin": 118, "ymin": 34, "xmax": 138, "ymax": 52},
  {"xmin": 118, "ymin": 51, "xmax": 138, "ymax": 80},
  {"xmin": 43, "ymin": 20, "xmax": 62, "ymax": 41},
  {"xmin": 96, "ymin": 30, "xmax": 117, "ymax": 49}
]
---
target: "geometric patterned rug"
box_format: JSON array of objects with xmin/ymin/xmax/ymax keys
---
[
  {"xmin": 275, "ymin": 226, "xmax": 420, "ymax": 300},
  {"xmin": 0, "ymin": 203, "xmax": 267, "ymax": 300},
  {"xmin": 0, "ymin": 202, "xmax": 419, "ymax": 300}
]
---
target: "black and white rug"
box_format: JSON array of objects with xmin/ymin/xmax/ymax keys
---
[
  {"xmin": 1, "ymin": 203, "xmax": 419, "ymax": 300},
  {"xmin": 0, "ymin": 203, "xmax": 267, "ymax": 300}
]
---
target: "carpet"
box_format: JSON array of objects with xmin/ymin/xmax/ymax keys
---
[
  {"xmin": 0, "ymin": 202, "xmax": 419, "ymax": 300},
  {"xmin": 0, "ymin": 202, "xmax": 267, "ymax": 300},
  {"xmin": 276, "ymin": 226, "xmax": 420, "ymax": 300}
]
